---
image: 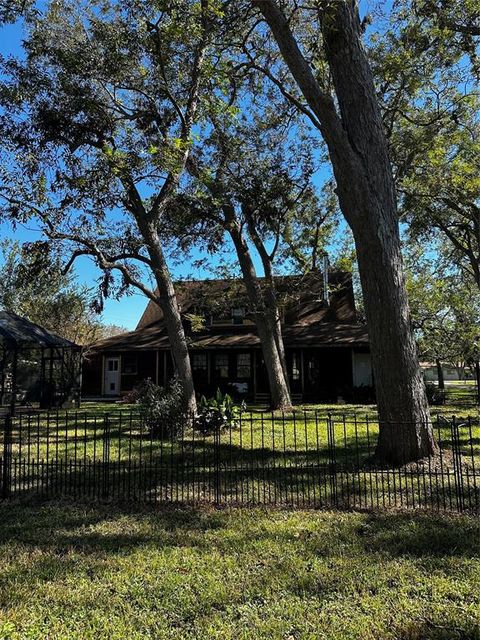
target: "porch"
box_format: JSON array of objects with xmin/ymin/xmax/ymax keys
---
[{"xmin": 83, "ymin": 346, "xmax": 374, "ymax": 404}]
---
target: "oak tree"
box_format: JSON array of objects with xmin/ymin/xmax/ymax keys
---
[
  {"xmin": 0, "ymin": 0, "xmax": 224, "ymax": 412},
  {"xmin": 242, "ymin": 0, "xmax": 435, "ymax": 462}
]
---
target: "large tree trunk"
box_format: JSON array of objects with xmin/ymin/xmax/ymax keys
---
[
  {"xmin": 352, "ymin": 221, "xmax": 434, "ymax": 463},
  {"xmin": 142, "ymin": 224, "xmax": 197, "ymax": 415},
  {"xmin": 264, "ymin": 285, "xmax": 290, "ymax": 391},
  {"xmin": 254, "ymin": 0, "xmax": 435, "ymax": 463},
  {"xmin": 226, "ymin": 213, "xmax": 292, "ymax": 409},
  {"xmin": 243, "ymin": 210, "xmax": 290, "ymax": 390}
]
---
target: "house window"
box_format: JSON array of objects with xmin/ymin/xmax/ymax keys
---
[
  {"xmin": 122, "ymin": 355, "xmax": 137, "ymax": 375},
  {"xmin": 237, "ymin": 353, "xmax": 251, "ymax": 378},
  {"xmin": 192, "ymin": 353, "xmax": 207, "ymax": 371},
  {"xmin": 215, "ymin": 354, "xmax": 229, "ymax": 378},
  {"xmin": 232, "ymin": 308, "xmax": 245, "ymax": 325},
  {"xmin": 292, "ymin": 353, "xmax": 300, "ymax": 381},
  {"xmin": 308, "ymin": 357, "xmax": 319, "ymax": 385}
]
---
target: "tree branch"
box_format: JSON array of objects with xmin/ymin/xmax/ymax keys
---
[{"xmin": 251, "ymin": 0, "xmax": 348, "ymax": 145}]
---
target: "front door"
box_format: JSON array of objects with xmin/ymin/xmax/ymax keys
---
[{"xmin": 104, "ymin": 357, "xmax": 120, "ymax": 395}]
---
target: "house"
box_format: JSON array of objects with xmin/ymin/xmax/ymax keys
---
[
  {"xmin": 82, "ymin": 271, "xmax": 372, "ymax": 403},
  {"xmin": 420, "ymin": 362, "xmax": 475, "ymax": 383}
]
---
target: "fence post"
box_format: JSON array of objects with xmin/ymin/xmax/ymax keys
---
[
  {"xmin": 214, "ymin": 421, "xmax": 221, "ymax": 506},
  {"xmin": 450, "ymin": 416, "xmax": 464, "ymax": 512},
  {"xmin": 1, "ymin": 413, "xmax": 12, "ymax": 499},
  {"xmin": 102, "ymin": 414, "xmax": 111, "ymax": 499},
  {"xmin": 327, "ymin": 415, "xmax": 338, "ymax": 507}
]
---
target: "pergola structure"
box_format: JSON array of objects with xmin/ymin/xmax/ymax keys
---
[{"xmin": 0, "ymin": 311, "xmax": 82, "ymax": 413}]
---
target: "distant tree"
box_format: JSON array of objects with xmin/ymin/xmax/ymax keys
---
[
  {"xmin": 165, "ymin": 77, "xmax": 328, "ymax": 409},
  {"xmin": 406, "ymin": 254, "xmax": 480, "ymax": 384},
  {"xmin": 369, "ymin": 1, "xmax": 480, "ymax": 291},
  {"xmin": 276, "ymin": 180, "xmax": 338, "ymax": 273},
  {"xmin": 0, "ymin": 240, "xmax": 116, "ymax": 345},
  {"xmin": 95, "ymin": 323, "xmax": 128, "ymax": 341},
  {"xmin": 400, "ymin": 105, "xmax": 480, "ymax": 290},
  {"xmin": 175, "ymin": 101, "xmax": 323, "ymax": 409}
]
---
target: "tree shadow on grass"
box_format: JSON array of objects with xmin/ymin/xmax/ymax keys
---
[
  {"xmin": 0, "ymin": 502, "xmax": 231, "ymax": 611},
  {"xmin": 354, "ymin": 511, "xmax": 480, "ymax": 558},
  {"xmin": 0, "ymin": 501, "xmax": 479, "ymax": 560},
  {"xmin": 0, "ymin": 503, "xmax": 478, "ymax": 639},
  {"xmin": 6, "ymin": 438, "xmax": 480, "ymax": 515},
  {"xmin": 0, "ymin": 501, "xmax": 226, "ymax": 553}
]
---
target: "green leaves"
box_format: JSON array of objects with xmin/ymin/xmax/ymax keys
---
[
  {"xmin": 0, "ymin": 240, "xmax": 108, "ymax": 344},
  {"xmin": 371, "ymin": 1, "xmax": 480, "ymax": 291},
  {"xmin": 405, "ymin": 250, "xmax": 480, "ymax": 367}
]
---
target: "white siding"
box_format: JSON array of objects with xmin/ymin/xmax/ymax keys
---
[{"xmin": 353, "ymin": 352, "xmax": 373, "ymax": 387}]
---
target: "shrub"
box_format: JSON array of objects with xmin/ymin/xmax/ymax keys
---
[
  {"xmin": 131, "ymin": 378, "xmax": 187, "ymax": 439},
  {"xmin": 194, "ymin": 389, "xmax": 243, "ymax": 435},
  {"xmin": 425, "ymin": 382, "xmax": 446, "ymax": 406},
  {"xmin": 351, "ymin": 385, "xmax": 376, "ymax": 404},
  {"xmin": 120, "ymin": 386, "xmax": 142, "ymax": 404}
]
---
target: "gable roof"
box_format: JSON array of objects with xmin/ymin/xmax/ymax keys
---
[
  {"xmin": 0, "ymin": 311, "xmax": 79, "ymax": 349},
  {"xmin": 137, "ymin": 271, "xmax": 357, "ymax": 329},
  {"xmin": 90, "ymin": 321, "xmax": 369, "ymax": 353},
  {"xmin": 89, "ymin": 271, "xmax": 368, "ymax": 353}
]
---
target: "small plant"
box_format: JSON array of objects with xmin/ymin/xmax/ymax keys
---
[
  {"xmin": 351, "ymin": 385, "xmax": 376, "ymax": 404},
  {"xmin": 131, "ymin": 377, "xmax": 186, "ymax": 439},
  {"xmin": 194, "ymin": 389, "xmax": 243, "ymax": 435},
  {"xmin": 425, "ymin": 381, "xmax": 446, "ymax": 406}
]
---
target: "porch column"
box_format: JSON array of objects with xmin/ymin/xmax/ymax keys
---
[
  {"xmin": 300, "ymin": 349, "xmax": 305, "ymax": 396},
  {"xmin": 9, "ymin": 347, "xmax": 18, "ymax": 416},
  {"xmin": 101, "ymin": 355, "xmax": 105, "ymax": 396},
  {"xmin": 155, "ymin": 351, "xmax": 159, "ymax": 385},
  {"xmin": 253, "ymin": 350, "xmax": 257, "ymax": 403}
]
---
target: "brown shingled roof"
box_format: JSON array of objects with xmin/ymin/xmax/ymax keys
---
[
  {"xmin": 90, "ymin": 271, "xmax": 368, "ymax": 353},
  {"xmin": 136, "ymin": 271, "xmax": 357, "ymax": 329},
  {"xmin": 90, "ymin": 321, "xmax": 369, "ymax": 353}
]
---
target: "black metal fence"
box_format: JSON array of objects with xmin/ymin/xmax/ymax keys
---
[
  {"xmin": 0, "ymin": 410, "xmax": 479, "ymax": 513},
  {"xmin": 443, "ymin": 384, "xmax": 479, "ymax": 407}
]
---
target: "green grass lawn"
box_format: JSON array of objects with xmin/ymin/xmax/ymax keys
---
[{"xmin": 0, "ymin": 503, "xmax": 478, "ymax": 640}]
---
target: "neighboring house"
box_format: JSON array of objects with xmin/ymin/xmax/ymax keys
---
[
  {"xmin": 82, "ymin": 271, "xmax": 372, "ymax": 403},
  {"xmin": 420, "ymin": 362, "xmax": 475, "ymax": 382}
]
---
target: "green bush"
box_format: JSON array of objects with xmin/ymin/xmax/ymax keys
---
[
  {"xmin": 194, "ymin": 389, "xmax": 243, "ymax": 435},
  {"xmin": 425, "ymin": 381, "xmax": 446, "ymax": 405},
  {"xmin": 352, "ymin": 384, "xmax": 376, "ymax": 404},
  {"xmin": 131, "ymin": 378, "xmax": 187, "ymax": 439}
]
